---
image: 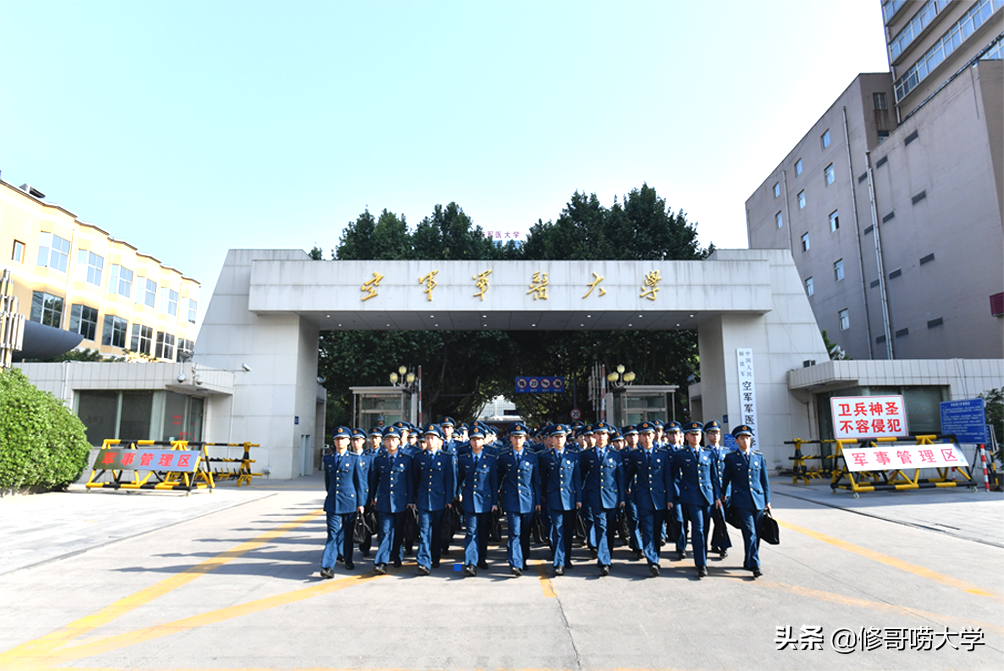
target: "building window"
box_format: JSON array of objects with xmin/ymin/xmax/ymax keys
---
[
  {"xmin": 136, "ymin": 278, "xmax": 156, "ymax": 308},
  {"xmin": 775, "ymin": 212, "xmax": 783, "ymax": 229},
  {"xmin": 12, "ymin": 240, "xmax": 25, "ymax": 263},
  {"xmin": 102, "ymin": 315, "xmax": 128, "ymax": 348},
  {"xmin": 927, "ymin": 317, "xmax": 944, "ymax": 328},
  {"xmin": 883, "ymin": 0, "xmax": 907, "ymax": 23},
  {"xmin": 176, "ymin": 338, "xmax": 194, "ymax": 361},
  {"xmin": 805, "ymin": 276, "xmax": 814, "ymax": 297},
  {"xmin": 36, "ymin": 232, "xmax": 70, "ymax": 272},
  {"xmin": 912, "ymin": 190, "xmax": 927, "ymax": 205},
  {"xmin": 187, "ymin": 299, "xmax": 198, "ymax": 324},
  {"xmin": 795, "ymin": 159, "xmax": 803, "ymax": 176},
  {"xmin": 773, "ymin": 183, "xmax": 780, "ymax": 198},
  {"xmin": 109, "ymin": 264, "xmax": 134, "ymax": 299},
  {"xmin": 155, "ymin": 332, "xmax": 176, "ymax": 360},
  {"xmin": 801, "ymin": 233, "xmax": 810, "ymax": 252},
  {"xmin": 162, "ymin": 288, "xmax": 179, "ymax": 317},
  {"xmin": 829, "ymin": 210, "xmax": 840, "ymax": 232},
  {"xmin": 889, "ymin": 0, "xmax": 950, "ymax": 62},
  {"xmin": 895, "ymin": 327, "xmax": 910, "ymax": 338},
  {"xmin": 834, "ymin": 259, "xmax": 845, "ymax": 281},
  {"xmin": 839, "ymin": 309, "xmax": 849, "ymax": 331},
  {"xmin": 30, "ymin": 291, "xmax": 64, "ymax": 328},
  {"xmin": 874, "ymin": 92, "xmax": 888, "ymax": 110},
  {"xmin": 69, "ymin": 304, "xmax": 99, "ymax": 341},
  {"xmin": 131, "ymin": 324, "xmax": 153, "ymax": 355},
  {"xmin": 824, "ymin": 163, "xmax": 835, "ymax": 186},
  {"xmin": 821, "ymin": 129, "xmax": 831, "ymax": 149},
  {"xmin": 76, "ymin": 250, "xmax": 105, "ymax": 287},
  {"xmin": 797, "ymin": 191, "xmax": 806, "ymax": 209},
  {"xmin": 877, "ymin": 130, "xmax": 890, "ymax": 143},
  {"xmin": 920, "ymin": 253, "xmax": 935, "ymax": 265}
]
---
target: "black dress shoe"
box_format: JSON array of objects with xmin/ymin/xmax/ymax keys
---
[
  {"xmin": 345, "ymin": 560, "xmax": 355, "ymax": 570},
  {"xmin": 649, "ymin": 563, "xmax": 661, "ymax": 577},
  {"xmin": 417, "ymin": 564, "xmax": 430, "ymax": 576},
  {"xmin": 511, "ymin": 566, "xmax": 523, "ymax": 577},
  {"xmin": 432, "ymin": 561, "xmax": 440, "ymax": 568},
  {"xmin": 697, "ymin": 566, "xmax": 708, "ymax": 578},
  {"xmin": 336, "ymin": 555, "xmax": 344, "ymax": 564},
  {"xmin": 589, "ymin": 548, "xmax": 598, "ymax": 560},
  {"xmin": 554, "ymin": 565, "xmax": 564, "ymax": 576},
  {"xmin": 320, "ymin": 567, "xmax": 335, "ymax": 579},
  {"xmin": 752, "ymin": 568, "xmax": 763, "ymax": 578},
  {"xmin": 374, "ymin": 563, "xmax": 387, "ymax": 575},
  {"xmin": 464, "ymin": 564, "xmax": 477, "ymax": 576},
  {"xmin": 477, "ymin": 561, "xmax": 488, "ymax": 570},
  {"xmin": 393, "ymin": 558, "xmax": 402, "ymax": 568},
  {"xmin": 633, "ymin": 550, "xmax": 643, "ymax": 561},
  {"xmin": 719, "ymin": 549, "xmax": 728, "ymax": 558},
  {"xmin": 676, "ymin": 550, "xmax": 685, "ymax": 561},
  {"xmin": 599, "ymin": 565, "xmax": 610, "ymax": 577}
]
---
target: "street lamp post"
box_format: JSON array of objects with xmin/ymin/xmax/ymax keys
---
[{"xmin": 606, "ymin": 364, "xmax": 636, "ymax": 424}]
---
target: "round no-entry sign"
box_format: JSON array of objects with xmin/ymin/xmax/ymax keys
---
[{"xmin": 570, "ymin": 408, "xmax": 582, "ymax": 420}]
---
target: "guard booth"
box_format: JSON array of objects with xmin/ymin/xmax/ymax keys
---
[
  {"xmin": 607, "ymin": 385, "xmax": 678, "ymax": 427},
  {"xmin": 350, "ymin": 386, "xmax": 417, "ymax": 430}
]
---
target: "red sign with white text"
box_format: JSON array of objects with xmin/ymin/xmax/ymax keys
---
[{"xmin": 830, "ymin": 395, "xmax": 909, "ymax": 440}]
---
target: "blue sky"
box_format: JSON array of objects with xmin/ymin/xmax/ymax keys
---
[{"xmin": 1, "ymin": 1, "xmax": 889, "ymax": 320}]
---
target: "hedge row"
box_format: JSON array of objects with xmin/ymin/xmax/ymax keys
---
[{"xmin": 0, "ymin": 368, "xmax": 92, "ymax": 493}]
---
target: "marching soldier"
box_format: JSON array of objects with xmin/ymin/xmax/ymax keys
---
[
  {"xmin": 497, "ymin": 422, "xmax": 540, "ymax": 577},
  {"xmin": 319, "ymin": 426, "xmax": 365, "ymax": 577},
  {"xmin": 670, "ymin": 421, "xmax": 720, "ymax": 579},
  {"xmin": 704, "ymin": 420, "xmax": 732, "ymax": 558},
  {"xmin": 457, "ymin": 425, "xmax": 498, "ymax": 575},
  {"xmin": 413, "ymin": 424, "xmax": 456, "ymax": 575},
  {"xmin": 625, "ymin": 422, "xmax": 672, "ymax": 576},
  {"xmin": 621, "ymin": 425, "xmax": 643, "ymax": 557},
  {"xmin": 717, "ymin": 425, "xmax": 771, "ymax": 578},
  {"xmin": 579, "ymin": 423, "xmax": 625, "ymax": 575},
  {"xmin": 663, "ymin": 420, "xmax": 688, "ymax": 560},
  {"xmin": 351, "ymin": 428, "xmax": 375, "ymax": 557},
  {"xmin": 369, "ymin": 426, "xmax": 415, "ymax": 574},
  {"xmin": 540, "ymin": 424, "xmax": 580, "ymax": 575}
]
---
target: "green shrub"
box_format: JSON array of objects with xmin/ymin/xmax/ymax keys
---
[{"xmin": 0, "ymin": 368, "xmax": 92, "ymax": 493}]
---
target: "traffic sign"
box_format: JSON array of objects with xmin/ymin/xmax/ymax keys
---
[
  {"xmin": 570, "ymin": 408, "xmax": 582, "ymax": 420},
  {"xmin": 940, "ymin": 398, "xmax": 988, "ymax": 444}
]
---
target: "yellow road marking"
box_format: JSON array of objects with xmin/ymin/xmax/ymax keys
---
[
  {"xmin": 0, "ymin": 509, "xmax": 324, "ymax": 668},
  {"xmin": 777, "ymin": 518, "xmax": 999, "ymax": 599},
  {"xmin": 762, "ymin": 580, "xmax": 1004, "ymax": 635},
  {"xmin": 532, "ymin": 559, "xmax": 557, "ymax": 597},
  {"xmin": 32, "ymin": 573, "xmax": 383, "ymax": 667}
]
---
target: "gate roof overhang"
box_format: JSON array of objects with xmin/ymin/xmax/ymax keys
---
[{"xmin": 247, "ymin": 258, "xmax": 773, "ymax": 331}]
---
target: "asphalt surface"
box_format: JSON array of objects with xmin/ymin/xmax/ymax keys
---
[{"xmin": 1, "ymin": 472, "xmax": 1001, "ymax": 670}]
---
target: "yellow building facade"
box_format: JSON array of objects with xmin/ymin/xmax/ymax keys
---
[{"xmin": 1, "ymin": 179, "xmax": 200, "ymax": 360}]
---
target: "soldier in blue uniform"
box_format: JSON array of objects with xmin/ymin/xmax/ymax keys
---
[
  {"xmin": 625, "ymin": 422, "xmax": 672, "ymax": 576},
  {"xmin": 580, "ymin": 423, "xmax": 625, "ymax": 575},
  {"xmin": 663, "ymin": 420, "xmax": 688, "ymax": 560},
  {"xmin": 457, "ymin": 424, "xmax": 498, "ymax": 576},
  {"xmin": 670, "ymin": 421, "xmax": 720, "ymax": 578},
  {"xmin": 349, "ymin": 427, "xmax": 375, "ymax": 557},
  {"xmin": 413, "ymin": 424, "xmax": 456, "ymax": 575},
  {"xmin": 703, "ymin": 420, "xmax": 732, "ymax": 558},
  {"xmin": 717, "ymin": 425, "xmax": 771, "ymax": 578},
  {"xmin": 369, "ymin": 426, "xmax": 415, "ymax": 574},
  {"xmin": 620, "ymin": 425, "xmax": 643, "ymax": 557},
  {"xmin": 368, "ymin": 426, "xmax": 383, "ymax": 453},
  {"xmin": 440, "ymin": 417, "xmax": 457, "ymax": 454},
  {"xmin": 540, "ymin": 424, "xmax": 580, "ymax": 576},
  {"xmin": 497, "ymin": 422, "xmax": 540, "ymax": 577},
  {"xmin": 320, "ymin": 426, "xmax": 365, "ymax": 577}
]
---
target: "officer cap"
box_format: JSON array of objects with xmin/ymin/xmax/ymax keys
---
[
  {"xmin": 654, "ymin": 419, "xmax": 665, "ymax": 428},
  {"xmin": 423, "ymin": 423, "xmax": 444, "ymax": 439},
  {"xmin": 332, "ymin": 426, "xmax": 352, "ymax": 439},
  {"xmin": 622, "ymin": 425, "xmax": 638, "ymax": 436},
  {"xmin": 468, "ymin": 425, "xmax": 486, "ymax": 439},
  {"xmin": 703, "ymin": 420, "xmax": 722, "ymax": 431},
  {"xmin": 572, "ymin": 420, "xmax": 585, "ymax": 428},
  {"xmin": 440, "ymin": 416, "xmax": 455, "ymax": 427},
  {"xmin": 611, "ymin": 431, "xmax": 623, "ymax": 441},
  {"xmin": 637, "ymin": 421, "xmax": 657, "ymax": 434},
  {"xmin": 368, "ymin": 426, "xmax": 383, "ymax": 437},
  {"xmin": 549, "ymin": 424, "xmax": 568, "ymax": 437},
  {"xmin": 382, "ymin": 426, "xmax": 401, "ymax": 438},
  {"xmin": 665, "ymin": 421, "xmax": 682, "ymax": 433},
  {"xmin": 592, "ymin": 422, "xmax": 612, "ymax": 434},
  {"xmin": 509, "ymin": 422, "xmax": 529, "ymax": 436},
  {"xmin": 683, "ymin": 421, "xmax": 704, "ymax": 434},
  {"xmin": 582, "ymin": 424, "xmax": 596, "ymax": 435},
  {"xmin": 732, "ymin": 425, "xmax": 754, "ymax": 437},
  {"xmin": 351, "ymin": 428, "xmax": 367, "ymax": 439}
]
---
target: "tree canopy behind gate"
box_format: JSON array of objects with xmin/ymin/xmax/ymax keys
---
[{"xmin": 316, "ymin": 183, "xmax": 712, "ymax": 432}]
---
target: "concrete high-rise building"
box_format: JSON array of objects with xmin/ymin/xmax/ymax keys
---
[{"xmin": 747, "ymin": 1, "xmax": 1003, "ymax": 360}]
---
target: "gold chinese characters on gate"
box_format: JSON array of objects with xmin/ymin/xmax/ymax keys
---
[{"xmin": 356, "ymin": 269, "xmax": 663, "ymax": 302}]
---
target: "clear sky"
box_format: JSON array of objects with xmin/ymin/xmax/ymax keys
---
[{"xmin": 1, "ymin": 1, "xmax": 890, "ymax": 321}]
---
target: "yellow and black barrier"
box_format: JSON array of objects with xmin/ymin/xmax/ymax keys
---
[
  {"xmin": 197, "ymin": 442, "xmax": 262, "ymax": 486},
  {"xmin": 829, "ymin": 434, "xmax": 975, "ymax": 498},
  {"xmin": 785, "ymin": 438, "xmax": 839, "ymax": 485},
  {"xmin": 85, "ymin": 440, "xmax": 215, "ymax": 494}
]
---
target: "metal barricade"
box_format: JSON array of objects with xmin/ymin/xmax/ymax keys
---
[
  {"xmin": 85, "ymin": 439, "xmax": 215, "ymax": 494},
  {"xmin": 199, "ymin": 442, "xmax": 262, "ymax": 486}
]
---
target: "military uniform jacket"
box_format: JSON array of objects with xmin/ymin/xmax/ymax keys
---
[
  {"xmin": 579, "ymin": 447, "xmax": 624, "ymax": 510},
  {"xmin": 414, "ymin": 449, "xmax": 456, "ymax": 512},
  {"xmin": 498, "ymin": 449, "xmax": 540, "ymax": 513},
  {"xmin": 354, "ymin": 451, "xmax": 374, "ymax": 503},
  {"xmin": 671, "ymin": 447, "xmax": 720, "ymax": 507},
  {"xmin": 721, "ymin": 449, "xmax": 770, "ymax": 511},
  {"xmin": 540, "ymin": 449, "xmax": 581, "ymax": 511},
  {"xmin": 323, "ymin": 452, "xmax": 364, "ymax": 515},
  {"xmin": 458, "ymin": 452, "xmax": 498, "ymax": 514},
  {"xmin": 626, "ymin": 447, "xmax": 671, "ymax": 511},
  {"xmin": 708, "ymin": 445, "xmax": 729, "ymax": 496},
  {"xmin": 369, "ymin": 452, "xmax": 415, "ymax": 513}
]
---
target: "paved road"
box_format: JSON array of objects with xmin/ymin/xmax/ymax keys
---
[{"xmin": 1, "ymin": 475, "xmax": 1001, "ymax": 670}]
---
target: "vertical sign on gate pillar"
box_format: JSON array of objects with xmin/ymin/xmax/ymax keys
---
[{"xmin": 736, "ymin": 348, "xmax": 759, "ymax": 448}]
